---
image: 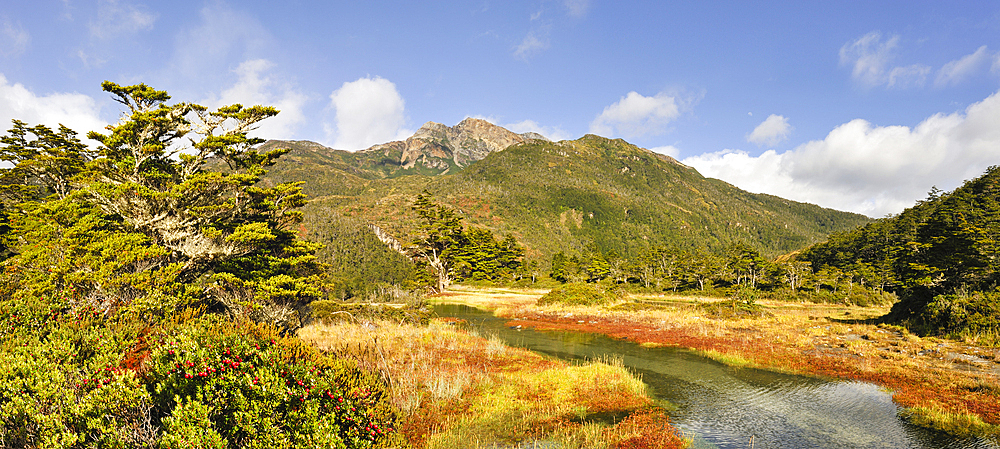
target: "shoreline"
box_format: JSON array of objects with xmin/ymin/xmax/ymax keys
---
[{"xmin": 433, "ymin": 285, "xmax": 1000, "ymax": 438}]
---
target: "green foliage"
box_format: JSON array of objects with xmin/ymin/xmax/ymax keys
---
[
  {"xmin": 304, "ymin": 213, "xmax": 418, "ymax": 301},
  {"xmin": 310, "ymin": 300, "xmax": 431, "ymax": 325},
  {"xmin": 0, "ymin": 119, "xmax": 92, "ymax": 202},
  {"xmin": 925, "ymin": 292, "xmax": 1000, "ymax": 346},
  {"xmin": 800, "ymin": 166, "xmax": 1000, "ymax": 336},
  {"xmin": 701, "ymin": 285, "xmax": 769, "ymax": 319},
  {"xmin": 149, "ymin": 317, "xmax": 401, "ymax": 448},
  {"xmin": 408, "ymin": 191, "xmax": 465, "ymax": 292},
  {"xmin": 0, "ymin": 82, "xmax": 403, "ymax": 447},
  {"xmin": 260, "ymin": 135, "xmax": 870, "ymax": 275},
  {"xmin": 537, "ymin": 282, "xmax": 625, "ymax": 307},
  {"xmin": 450, "ymin": 228, "xmax": 524, "ymax": 282},
  {"xmin": 407, "ymin": 192, "xmax": 524, "ymax": 291}
]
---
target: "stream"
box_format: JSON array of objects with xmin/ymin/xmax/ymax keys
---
[{"xmin": 434, "ymin": 303, "xmax": 998, "ymax": 449}]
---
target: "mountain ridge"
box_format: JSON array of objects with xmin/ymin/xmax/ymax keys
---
[
  {"xmin": 260, "ymin": 117, "xmax": 547, "ymax": 179},
  {"xmin": 256, "ymin": 122, "xmax": 872, "ymax": 263}
]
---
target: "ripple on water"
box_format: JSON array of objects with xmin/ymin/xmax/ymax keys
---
[{"xmin": 434, "ymin": 304, "xmax": 999, "ymax": 449}]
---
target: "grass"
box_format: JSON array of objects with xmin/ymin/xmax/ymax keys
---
[
  {"xmin": 903, "ymin": 407, "xmax": 999, "ymax": 437},
  {"xmin": 447, "ymin": 285, "xmax": 1000, "ymax": 439},
  {"xmin": 298, "ymin": 318, "xmax": 688, "ymax": 448},
  {"xmin": 537, "ymin": 283, "xmax": 625, "ymax": 307}
]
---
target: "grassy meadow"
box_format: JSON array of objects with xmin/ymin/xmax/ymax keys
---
[
  {"xmin": 298, "ymin": 317, "xmax": 687, "ymax": 448},
  {"xmin": 432, "ymin": 285, "xmax": 1000, "ymax": 439}
]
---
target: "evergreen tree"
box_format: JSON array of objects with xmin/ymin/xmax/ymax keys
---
[
  {"xmin": 409, "ymin": 191, "xmax": 464, "ymax": 292},
  {"xmin": 0, "ymin": 81, "xmax": 324, "ymax": 329}
]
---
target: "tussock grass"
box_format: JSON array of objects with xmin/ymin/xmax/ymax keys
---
[
  {"xmin": 451, "ymin": 286, "xmax": 1000, "ymax": 439},
  {"xmin": 298, "ymin": 319, "xmax": 687, "ymax": 448},
  {"xmin": 903, "ymin": 406, "xmax": 1000, "ymax": 437},
  {"xmin": 699, "ymin": 349, "xmax": 755, "ymax": 368}
]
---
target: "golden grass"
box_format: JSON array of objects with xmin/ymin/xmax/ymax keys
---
[
  {"xmin": 298, "ymin": 319, "xmax": 687, "ymax": 448},
  {"xmin": 448, "ymin": 287, "xmax": 1000, "ymax": 438},
  {"xmin": 903, "ymin": 406, "xmax": 1000, "ymax": 437}
]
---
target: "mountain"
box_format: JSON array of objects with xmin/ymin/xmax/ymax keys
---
[
  {"xmin": 259, "ymin": 118, "xmax": 545, "ymax": 183},
  {"xmin": 257, "ymin": 120, "xmax": 872, "ymax": 264}
]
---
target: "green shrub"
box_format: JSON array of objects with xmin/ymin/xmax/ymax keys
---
[
  {"xmin": 926, "ymin": 292, "xmax": 1000, "ymax": 346},
  {"xmin": 536, "ymin": 282, "xmax": 625, "ymax": 307},
  {"xmin": 0, "ymin": 310, "xmax": 405, "ymax": 448},
  {"xmin": 149, "ymin": 316, "xmax": 403, "ymax": 448},
  {"xmin": 701, "ymin": 286, "xmax": 770, "ymax": 319},
  {"xmin": 310, "ymin": 300, "xmax": 431, "ymax": 325}
]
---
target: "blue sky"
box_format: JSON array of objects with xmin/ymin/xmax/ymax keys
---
[{"xmin": 2, "ymin": 1, "xmax": 1000, "ymax": 217}]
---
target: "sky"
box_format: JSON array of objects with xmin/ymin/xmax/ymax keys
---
[{"xmin": 2, "ymin": 1, "xmax": 1000, "ymax": 217}]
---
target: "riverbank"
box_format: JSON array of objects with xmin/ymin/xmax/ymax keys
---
[
  {"xmin": 298, "ymin": 318, "xmax": 687, "ymax": 448},
  {"xmin": 435, "ymin": 285, "xmax": 1000, "ymax": 438}
]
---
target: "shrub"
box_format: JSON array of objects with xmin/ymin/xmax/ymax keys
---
[
  {"xmin": 701, "ymin": 286, "xmax": 769, "ymax": 319},
  {"xmin": 149, "ymin": 316, "xmax": 403, "ymax": 448},
  {"xmin": 926, "ymin": 291, "xmax": 1000, "ymax": 346},
  {"xmin": 310, "ymin": 300, "xmax": 431, "ymax": 325},
  {"xmin": 536, "ymin": 282, "xmax": 625, "ymax": 307},
  {"xmin": 0, "ymin": 310, "xmax": 405, "ymax": 448}
]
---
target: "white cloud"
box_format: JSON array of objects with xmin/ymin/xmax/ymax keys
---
[
  {"xmin": 839, "ymin": 32, "xmax": 897, "ymax": 86},
  {"xmin": 170, "ymin": 3, "xmax": 270, "ymax": 83},
  {"xmin": 886, "ymin": 64, "xmax": 931, "ymax": 88},
  {"xmin": 88, "ymin": 0, "xmax": 156, "ymax": 40},
  {"xmin": 202, "ymin": 59, "xmax": 307, "ymax": 140},
  {"xmin": 649, "ymin": 145, "xmax": 681, "ymax": 159},
  {"xmin": 563, "ymin": 0, "xmax": 590, "ymax": 18},
  {"xmin": 936, "ymin": 46, "xmax": 991, "ymax": 87},
  {"xmin": 590, "ymin": 91, "xmax": 682, "ymax": 139},
  {"xmin": 326, "ymin": 76, "xmax": 410, "ymax": 150},
  {"xmin": 840, "ymin": 32, "xmax": 930, "ymax": 88},
  {"xmin": 0, "ymin": 74, "xmax": 106, "ymax": 138},
  {"xmin": 0, "ymin": 19, "xmax": 29, "ymax": 57},
  {"xmin": 747, "ymin": 114, "xmax": 792, "ymax": 146},
  {"xmin": 514, "ymin": 30, "xmax": 549, "ymax": 60},
  {"xmin": 502, "ymin": 119, "xmax": 571, "ymax": 141},
  {"xmin": 684, "ymin": 90, "xmax": 1000, "ymax": 217}
]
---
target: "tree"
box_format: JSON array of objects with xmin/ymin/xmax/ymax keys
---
[
  {"xmin": 686, "ymin": 250, "xmax": 724, "ymax": 291},
  {"xmin": 408, "ymin": 192, "xmax": 524, "ymax": 290},
  {"xmin": 782, "ymin": 260, "xmax": 811, "ymax": 292},
  {"xmin": 0, "ymin": 81, "xmax": 324, "ymax": 329},
  {"xmin": 451, "ymin": 228, "xmax": 524, "ymax": 282},
  {"xmin": 409, "ymin": 191, "xmax": 464, "ymax": 292},
  {"xmin": 0, "ymin": 82, "xmax": 403, "ymax": 448},
  {"xmin": 0, "ymin": 119, "xmax": 92, "ymax": 202},
  {"xmin": 586, "ymin": 252, "xmax": 612, "ymax": 282},
  {"xmin": 725, "ymin": 242, "xmax": 769, "ymax": 289}
]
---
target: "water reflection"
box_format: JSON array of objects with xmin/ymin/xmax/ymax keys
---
[{"xmin": 434, "ymin": 303, "xmax": 998, "ymax": 449}]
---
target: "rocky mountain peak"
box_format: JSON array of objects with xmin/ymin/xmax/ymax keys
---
[{"xmin": 360, "ymin": 118, "xmax": 547, "ymax": 174}]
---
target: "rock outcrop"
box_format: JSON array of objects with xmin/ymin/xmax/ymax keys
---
[{"xmin": 359, "ymin": 118, "xmax": 547, "ymax": 174}]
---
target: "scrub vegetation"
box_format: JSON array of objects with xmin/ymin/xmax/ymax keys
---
[{"xmin": 0, "ymin": 82, "xmax": 402, "ymax": 448}]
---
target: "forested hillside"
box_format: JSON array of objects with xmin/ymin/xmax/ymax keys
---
[
  {"xmin": 262, "ymin": 132, "xmax": 870, "ymax": 266},
  {"xmin": 800, "ymin": 166, "xmax": 1000, "ymax": 342}
]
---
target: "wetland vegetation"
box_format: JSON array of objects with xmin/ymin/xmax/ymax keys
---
[{"xmin": 1, "ymin": 80, "xmax": 998, "ymax": 447}]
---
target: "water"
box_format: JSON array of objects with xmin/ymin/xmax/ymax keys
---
[{"xmin": 434, "ymin": 303, "xmax": 998, "ymax": 449}]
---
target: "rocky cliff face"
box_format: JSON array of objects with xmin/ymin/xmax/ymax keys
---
[{"xmin": 359, "ymin": 118, "xmax": 547, "ymax": 174}]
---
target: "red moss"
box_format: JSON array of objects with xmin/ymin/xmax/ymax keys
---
[
  {"xmin": 607, "ymin": 409, "xmax": 687, "ymax": 449},
  {"xmin": 505, "ymin": 310, "xmax": 1000, "ymax": 427}
]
